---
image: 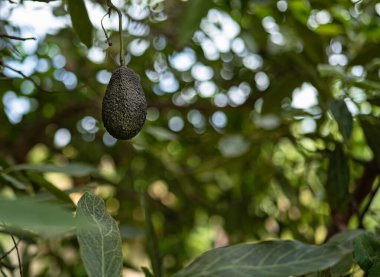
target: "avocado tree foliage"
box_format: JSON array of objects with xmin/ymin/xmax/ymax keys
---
[{"xmin": 1, "ymin": 0, "xmax": 380, "ymax": 276}]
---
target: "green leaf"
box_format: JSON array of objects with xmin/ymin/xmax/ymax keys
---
[
  {"xmin": 326, "ymin": 143, "xmax": 350, "ymax": 211},
  {"xmin": 317, "ymin": 64, "xmax": 344, "ymax": 78},
  {"xmin": 141, "ymin": 267, "xmax": 154, "ymax": 277},
  {"xmin": 177, "ymin": 0, "xmax": 215, "ymax": 47},
  {"xmin": 76, "ymin": 192, "xmax": 123, "ymax": 277},
  {"xmin": 369, "ymin": 262, "xmax": 380, "ymax": 277},
  {"xmin": 353, "ymin": 233, "xmax": 380, "ymax": 274},
  {"xmin": 0, "ymin": 197, "xmax": 76, "ymax": 236},
  {"xmin": 173, "ymin": 240, "xmax": 349, "ymax": 277},
  {"xmin": 353, "ymin": 79, "xmax": 380, "ymax": 91},
  {"xmin": 314, "ymin": 24, "xmax": 344, "ymax": 36},
  {"xmin": 327, "ymin": 230, "xmax": 369, "ymax": 276},
  {"xmin": 11, "ymin": 163, "xmax": 97, "ymax": 177},
  {"xmin": 328, "ymin": 230, "xmax": 368, "ymax": 248},
  {"xmin": 354, "ymin": 234, "xmax": 380, "ymax": 277},
  {"xmin": 288, "ymin": 0, "xmax": 311, "ymax": 24},
  {"xmin": 0, "ymin": 173, "xmax": 27, "ymax": 189},
  {"xmin": 359, "ymin": 116, "xmax": 380, "ymax": 165},
  {"xmin": 27, "ymin": 172, "xmax": 74, "ymax": 205},
  {"xmin": 317, "ymin": 64, "xmax": 380, "ymax": 90},
  {"xmin": 67, "ymin": 0, "xmax": 93, "ymax": 48},
  {"xmin": 119, "ymin": 225, "xmax": 144, "ymax": 240},
  {"xmin": 329, "ymin": 254, "xmax": 353, "ymax": 277},
  {"xmin": 330, "ymin": 99, "xmax": 353, "ymax": 143}
]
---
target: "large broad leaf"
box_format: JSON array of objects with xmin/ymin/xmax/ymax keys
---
[
  {"xmin": 328, "ymin": 230, "xmax": 368, "ymax": 248},
  {"xmin": 177, "ymin": 0, "xmax": 215, "ymax": 47},
  {"xmin": 173, "ymin": 240, "xmax": 349, "ymax": 277},
  {"xmin": 0, "ymin": 197, "xmax": 76, "ymax": 236},
  {"xmin": 353, "ymin": 233, "xmax": 380, "ymax": 274},
  {"xmin": 327, "ymin": 230, "xmax": 368, "ymax": 276},
  {"xmin": 330, "ymin": 99, "xmax": 353, "ymax": 143},
  {"xmin": 359, "ymin": 116, "xmax": 380, "ymax": 165},
  {"xmin": 67, "ymin": 0, "xmax": 93, "ymax": 48},
  {"xmin": 328, "ymin": 253, "xmax": 353, "ymax": 277},
  {"xmin": 76, "ymin": 192, "xmax": 123, "ymax": 277},
  {"xmin": 326, "ymin": 143, "xmax": 350, "ymax": 211},
  {"xmin": 11, "ymin": 163, "xmax": 97, "ymax": 177}
]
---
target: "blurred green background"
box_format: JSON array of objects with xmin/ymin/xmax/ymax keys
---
[{"xmin": 1, "ymin": 0, "xmax": 380, "ymax": 276}]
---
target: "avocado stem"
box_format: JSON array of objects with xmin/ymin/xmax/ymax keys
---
[{"xmin": 106, "ymin": 0, "xmax": 125, "ymax": 66}]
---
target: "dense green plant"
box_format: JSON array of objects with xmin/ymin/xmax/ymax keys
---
[{"xmin": 1, "ymin": 0, "xmax": 380, "ymax": 276}]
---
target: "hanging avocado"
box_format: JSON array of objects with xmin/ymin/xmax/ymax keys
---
[{"xmin": 102, "ymin": 66, "xmax": 147, "ymax": 140}]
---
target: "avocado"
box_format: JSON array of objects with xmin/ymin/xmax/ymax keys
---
[{"xmin": 102, "ymin": 66, "xmax": 147, "ymax": 140}]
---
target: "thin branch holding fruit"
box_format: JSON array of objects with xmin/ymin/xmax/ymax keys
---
[{"xmin": 105, "ymin": 0, "xmax": 124, "ymax": 66}]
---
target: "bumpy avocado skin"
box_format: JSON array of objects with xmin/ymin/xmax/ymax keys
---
[{"xmin": 102, "ymin": 66, "xmax": 147, "ymax": 140}]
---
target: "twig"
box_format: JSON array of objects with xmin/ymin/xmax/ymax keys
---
[
  {"xmin": 15, "ymin": 0, "xmax": 58, "ymax": 2},
  {"xmin": 0, "ymin": 222, "xmax": 22, "ymax": 276},
  {"xmin": 0, "ymin": 262, "xmax": 15, "ymax": 272},
  {"xmin": 9, "ymin": 236, "xmax": 22, "ymax": 277},
  {"xmin": 0, "ymin": 63, "xmax": 60, "ymax": 94},
  {"xmin": 0, "ymin": 266, "xmax": 8, "ymax": 277},
  {"xmin": 106, "ymin": 0, "xmax": 125, "ymax": 66},
  {"xmin": 0, "ymin": 35, "xmax": 36, "ymax": 41},
  {"xmin": 0, "ymin": 241, "xmax": 20, "ymax": 261},
  {"xmin": 101, "ymin": 9, "xmax": 112, "ymax": 46},
  {"xmin": 358, "ymin": 179, "xmax": 380, "ymax": 228}
]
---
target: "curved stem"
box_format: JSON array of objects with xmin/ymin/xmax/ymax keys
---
[
  {"xmin": 101, "ymin": 10, "xmax": 112, "ymax": 46},
  {"xmin": 106, "ymin": 0, "xmax": 125, "ymax": 66}
]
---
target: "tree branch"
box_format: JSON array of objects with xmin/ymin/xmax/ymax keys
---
[
  {"xmin": 0, "ymin": 63, "xmax": 60, "ymax": 94},
  {"xmin": 358, "ymin": 179, "xmax": 380, "ymax": 228},
  {"xmin": 9, "ymin": 236, "xmax": 22, "ymax": 277},
  {"xmin": 0, "ymin": 240, "xmax": 20, "ymax": 261},
  {"xmin": 9, "ymin": 0, "xmax": 58, "ymax": 2},
  {"xmin": 0, "ymin": 35, "xmax": 36, "ymax": 41}
]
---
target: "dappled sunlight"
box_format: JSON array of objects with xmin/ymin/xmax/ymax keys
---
[
  {"xmin": 1, "ymin": 0, "xmax": 380, "ymax": 275},
  {"xmin": 54, "ymin": 128, "xmax": 71, "ymax": 148}
]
